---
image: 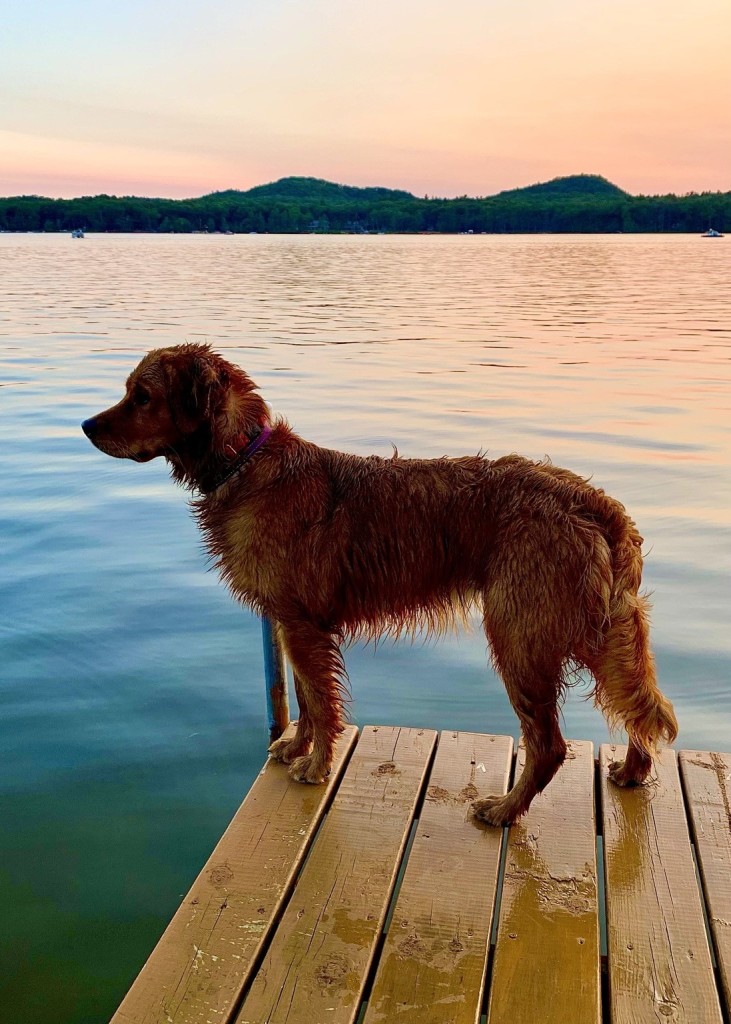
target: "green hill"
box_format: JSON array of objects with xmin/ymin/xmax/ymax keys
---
[
  {"xmin": 495, "ymin": 174, "xmax": 628, "ymax": 201},
  {"xmin": 207, "ymin": 176, "xmax": 415, "ymax": 203}
]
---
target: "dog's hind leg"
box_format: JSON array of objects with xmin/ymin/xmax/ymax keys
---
[
  {"xmin": 473, "ymin": 585, "xmax": 568, "ymax": 826},
  {"xmin": 275, "ymin": 620, "xmax": 346, "ymax": 784},
  {"xmin": 472, "ymin": 662, "xmax": 567, "ymax": 826}
]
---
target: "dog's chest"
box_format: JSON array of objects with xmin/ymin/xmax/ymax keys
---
[{"xmin": 201, "ymin": 503, "xmax": 276, "ymax": 604}]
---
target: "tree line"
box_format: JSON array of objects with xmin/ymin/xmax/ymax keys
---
[{"xmin": 0, "ymin": 190, "xmax": 728, "ymax": 234}]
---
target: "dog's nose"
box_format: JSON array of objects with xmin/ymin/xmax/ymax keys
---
[{"xmin": 81, "ymin": 417, "xmax": 97, "ymax": 439}]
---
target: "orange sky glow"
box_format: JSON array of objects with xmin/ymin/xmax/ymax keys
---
[{"xmin": 2, "ymin": 0, "xmax": 730, "ymax": 199}]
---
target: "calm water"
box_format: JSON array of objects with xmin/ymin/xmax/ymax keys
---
[{"xmin": 1, "ymin": 233, "xmax": 730, "ymax": 1022}]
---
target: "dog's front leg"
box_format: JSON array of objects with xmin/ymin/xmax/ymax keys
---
[
  {"xmin": 275, "ymin": 619, "xmax": 346, "ymax": 784},
  {"xmin": 269, "ymin": 671, "xmax": 314, "ymax": 764}
]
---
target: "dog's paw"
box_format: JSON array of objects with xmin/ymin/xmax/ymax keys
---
[
  {"xmin": 472, "ymin": 794, "xmax": 519, "ymax": 827},
  {"xmin": 268, "ymin": 735, "xmax": 311, "ymax": 765},
  {"xmin": 608, "ymin": 759, "xmax": 647, "ymax": 788},
  {"xmin": 289, "ymin": 753, "xmax": 331, "ymax": 785}
]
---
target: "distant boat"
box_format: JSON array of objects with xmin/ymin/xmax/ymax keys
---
[
  {"xmin": 71, "ymin": 228, "xmax": 85, "ymax": 238},
  {"xmin": 701, "ymin": 228, "xmax": 723, "ymax": 237}
]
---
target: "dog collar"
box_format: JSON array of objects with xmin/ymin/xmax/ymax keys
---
[{"xmin": 207, "ymin": 425, "xmax": 273, "ymax": 494}]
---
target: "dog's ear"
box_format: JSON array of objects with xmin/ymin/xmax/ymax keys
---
[
  {"xmin": 188, "ymin": 353, "xmax": 228, "ymax": 419},
  {"xmin": 163, "ymin": 348, "xmax": 228, "ymax": 426},
  {"xmin": 163, "ymin": 345, "xmax": 269, "ymax": 451}
]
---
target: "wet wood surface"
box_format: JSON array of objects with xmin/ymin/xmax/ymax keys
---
[
  {"xmin": 679, "ymin": 750, "xmax": 731, "ymax": 1016},
  {"xmin": 362, "ymin": 732, "xmax": 513, "ymax": 1024},
  {"xmin": 600, "ymin": 744, "xmax": 723, "ymax": 1024},
  {"xmin": 113, "ymin": 734, "xmax": 731, "ymax": 1024},
  {"xmin": 235, "ymin": 726, "xmax": 437, "ymax": 1024},
  {"xmin": 111, "ymin": 724, "xmax": 358, "ymax": 1024},
  {"xmin": 487, "ymin": 740, "xmax": 601, "ymax": 1024}
]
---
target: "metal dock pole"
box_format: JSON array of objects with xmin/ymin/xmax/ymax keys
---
[{"xmin": 261, "ymin": 617, "xmax": 290, "ymax": 742}]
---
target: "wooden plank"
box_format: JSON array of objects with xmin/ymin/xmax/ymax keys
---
[
  {"xmin": 487, "ymin": 740, "xmax": 600, "ymax": 1024},
  {"xmin": 112, "ymin": 723, "xmax": 358, "ymax": 1024},
  {"xmin": 600, "ymin": 744, "xmax": 723, "ymax": 1024},
  {"xmin": 680, "ymin": 749, "xmax": 731, "ymax": 1014},
  {"xmin": 235, "ymin": 725, "xmax": 437, "ymax": 1024},
  {"xmin": 363, "ymin": 731, "xmax": 513, "ymax": 1024}
]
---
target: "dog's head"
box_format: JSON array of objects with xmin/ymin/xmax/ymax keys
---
[{"xmin": 82, "ymin": 344, "xmax": 269, "ymax": 471}]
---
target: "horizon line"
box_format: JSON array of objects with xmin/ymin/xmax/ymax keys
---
[{"xmin": 3, "ymin": 172, "xmax": 730, "ymax": 204}]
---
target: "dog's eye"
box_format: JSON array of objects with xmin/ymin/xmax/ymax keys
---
[{"xmin": 135, "ymin": 388, "xmax": 151, "ymax": 407}]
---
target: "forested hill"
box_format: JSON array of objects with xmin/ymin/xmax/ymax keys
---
[
  {"xmin": 1, "ymin": 174, "xmax": 728, "ymax": 233},
  {"xmin": 495, "ymin": 174, "xmax": 628, "ymax": 200},
  {"xmin": 210, "ymin": 177, "xmax": 415, "ymax": 202}
]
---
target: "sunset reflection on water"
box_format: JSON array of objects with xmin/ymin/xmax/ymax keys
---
[{"xmin": 0, "ymin": 232, "xmax": 729, "ymax": 1021}]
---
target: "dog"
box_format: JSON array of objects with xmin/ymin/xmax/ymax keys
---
[{"xmin": 82, "ymin": 343, "xmax": 677, "ymax": 825}]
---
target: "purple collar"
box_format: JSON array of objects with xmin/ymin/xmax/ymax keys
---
[{"xmin": 207, "ymin": 425, "xmax": 273, "ymax": 494}]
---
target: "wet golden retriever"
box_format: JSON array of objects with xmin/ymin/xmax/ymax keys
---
[{"xmin": 82, "ymin": 343, "xmax": 677, "ymax": 824}]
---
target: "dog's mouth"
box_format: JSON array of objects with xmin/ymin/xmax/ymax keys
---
[
  {"xmin": 86, "ymin": 437, "xmax": 132, "ymax": 459},
  {"xmin": 83, "ymin": 430, "xmax": 155, "ymax": 463}
]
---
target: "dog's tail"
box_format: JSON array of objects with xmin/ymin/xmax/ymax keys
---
[{"xmin": 587, "ymin": 505, "xmax": 678, "ymax": 757}]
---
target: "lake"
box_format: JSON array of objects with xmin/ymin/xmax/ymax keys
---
[{"xmin": 1, "ymin": 232, "xmax": 729, "ymax": 1022}]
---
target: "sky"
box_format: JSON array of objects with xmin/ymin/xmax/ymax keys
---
[{"xmin": 2, "ymin": 0, "xmax": 730, "ymax": 199}]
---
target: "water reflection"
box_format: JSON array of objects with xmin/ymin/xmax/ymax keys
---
[{"xmin": 0, "ymin": 233, "xmax": 729, "ymax": 1022}]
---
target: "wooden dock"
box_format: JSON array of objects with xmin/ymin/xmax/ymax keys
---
[{"xmin": 111, "ymin": 725, "xmax": 731, "ymax": 1024}]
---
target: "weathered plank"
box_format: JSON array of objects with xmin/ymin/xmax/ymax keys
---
[
  {"xmin": 600, "ymin": 745, "xmax": 723, "ymax": 1024},
  {"xmin": 363, "ymin": 731, "xmax": 513, "ymax": 1024},
  {"xmin": 112, "ymin": 723, "xmax": 358, "ymax": 1024},
  {"xmin": 680, "ymin": 750, "xmax": 731, "ymax": 1015},
  {"xmin": 487, "ymin": 740, "xmax": 600, "ymax": 1024},
  {"xmin": 235, "ymin": 725, "xmax": 437, "ymax": 1024}
]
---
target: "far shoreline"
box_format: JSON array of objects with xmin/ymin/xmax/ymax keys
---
[
  {"xmin": 0, "ymin": 228, "xmax": 725, "ymax": 237},
  {"xmin": 1, "ymin": 174, "xmax": 728, "ymax": 235}
]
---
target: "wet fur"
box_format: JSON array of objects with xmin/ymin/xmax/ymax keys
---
[{"xmin": 82, "ymin": 344, "xmax": 678, "ymax": 825}]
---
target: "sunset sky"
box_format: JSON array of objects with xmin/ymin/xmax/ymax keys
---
[{"xmin": 3, "ymin": 0, "xmax": 730, "ymax": 199}]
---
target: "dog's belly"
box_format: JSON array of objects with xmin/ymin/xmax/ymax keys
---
[{"xmin": 337, "ymin": 582, "xmax": 480, "ymax": 639}]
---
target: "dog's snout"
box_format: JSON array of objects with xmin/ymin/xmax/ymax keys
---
[{"xmin": 82, "ymin": 417, "xmax": 98, "ymax": 439}]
